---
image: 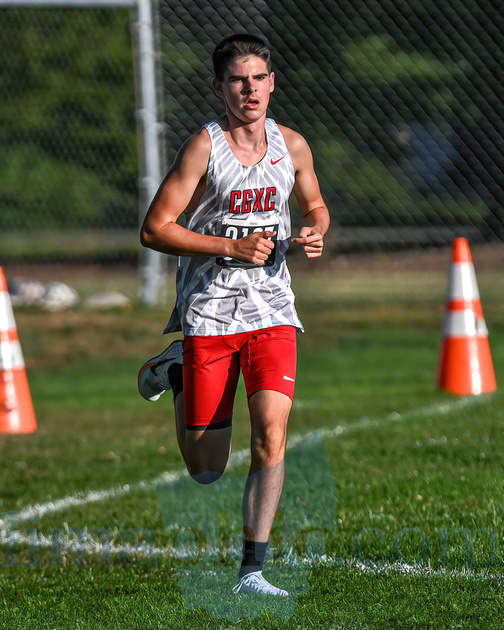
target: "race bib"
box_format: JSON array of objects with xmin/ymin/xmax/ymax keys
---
[{"xmin": 216, "ymin": 216, "xmax": 278, "ymax": 268}]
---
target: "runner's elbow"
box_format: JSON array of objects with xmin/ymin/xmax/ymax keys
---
[
  {"xmin": 140, "ymin": 226, "xmax": 154, "ymax": 249},
  {"xmin": 140, "ymin": 224, "xmax": 166, "ymax": 252}
]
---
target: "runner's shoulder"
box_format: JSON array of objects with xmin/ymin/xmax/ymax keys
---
[
  {"xmin": 276, "ymin": 124, "xmax": 312, "ymax": 168},
  {"xmin": 175, "ymin": 127, "xmax": 211, "ymax": 174}
]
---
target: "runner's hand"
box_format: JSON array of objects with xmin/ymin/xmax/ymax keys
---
[
  {"xmin": 229, "ymin": 231, "xmax": 276, "ymax": 265},
  {"xmin": 292, "ymin": 227, "xmax": 324, "ymax": 258}
]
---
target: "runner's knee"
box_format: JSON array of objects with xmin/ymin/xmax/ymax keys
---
[{"xmin": 189, "ymin": 469, "xmax": 224, "ymax": 485}]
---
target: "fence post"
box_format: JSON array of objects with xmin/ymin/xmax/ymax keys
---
[{"xmin": 132, "ymin": 0, "xmax": 166, "ymax": 305}]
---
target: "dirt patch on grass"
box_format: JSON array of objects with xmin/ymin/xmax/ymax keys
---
[
  {"xmin": 16, "ymin": 308, "xmax": 168, "ymax": 370},
  {"xmin": 5, "ymin": 241, "xmax": 504, "ymax": 282}
]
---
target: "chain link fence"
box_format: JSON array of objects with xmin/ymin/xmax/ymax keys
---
[
  {"xmin": 0, "ymin": 5, "xmax": 139, "ymax": 264},
  {"xmin": 0, "ymin": 0, "xmax": 502, "ymax": 266},
  {"xmin": 159, "ymin": 0, "xmax": 503, "ymax": 252}
]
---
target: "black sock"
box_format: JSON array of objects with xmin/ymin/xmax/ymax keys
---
[
  {"xmin": 168, "ymin": 363, "xmax": 183, "ymax": 401},
  {"xmin": 239, "ymin": 539, "xmax": 268, "ymax": 579}
]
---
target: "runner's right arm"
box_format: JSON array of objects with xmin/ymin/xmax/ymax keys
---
[{"xmin": 140, "ymin": 130, "xmax": 274, "ymax": 265}]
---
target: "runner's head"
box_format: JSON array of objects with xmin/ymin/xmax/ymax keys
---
[{"xmin": 213, "ymin": 33, "xmax": 272, "ymax": 81}]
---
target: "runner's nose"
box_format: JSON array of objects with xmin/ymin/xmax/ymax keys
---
[{"xmin": 243, "ymin": 80, "xmax": 256, "ymax": 93}]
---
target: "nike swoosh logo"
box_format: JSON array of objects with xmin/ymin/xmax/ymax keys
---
[
  {"xmin": 283, "ymin": 375, "xmax": 295, "ymax": 382},
  {"xmin": 271, "ymin": 157, "xmax": 285, "ymax": 165}
]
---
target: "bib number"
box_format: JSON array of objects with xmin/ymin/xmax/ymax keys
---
[{"xmin": 217, "ymin": 219, "xmax": 278, "ymax": 268}]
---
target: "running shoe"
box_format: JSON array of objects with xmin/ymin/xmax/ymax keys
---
[
  {"xmin": 137, "ymin": 340, "xmax": 183, "ymax": 401},
  {"xmin": 232, "ymin": 571, "xmax": 288, "ymax": 596}
]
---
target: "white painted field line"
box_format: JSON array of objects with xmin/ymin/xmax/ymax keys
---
[
  {"xmin": 4, "ymin": 394, "xmax": 498, "ymax": 583},
  {"xmin": 1, "ymin": 394, "xmax": 486, "ymax": 529},
  {"xmin": 1, "ymin": 469, "xmax": 188, "ymax": 529},
  {"xmin": 7, "ymin": 533, "xmax": 504, "ymax": 586},
  {"xmin": 320, "ymin": 395, "xmax": 485, "ymax": 443}
]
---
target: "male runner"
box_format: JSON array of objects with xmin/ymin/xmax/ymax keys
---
[{"xmin": 138, "ymin": 33, "xmax": 330, "ymax": 595}]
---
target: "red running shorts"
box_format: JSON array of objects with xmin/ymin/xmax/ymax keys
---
[{"xmin": 182, "ymin": 325, "xmax": 297, "ymax": 430}]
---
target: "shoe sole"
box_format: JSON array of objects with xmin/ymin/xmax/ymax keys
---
[
  {"xmin": 137, "ymin": 340, "xmax": 183, "ymax": 401},
  {"xmin": 235, "ymin": 585, "xmax": 288, "ymax": 596}
]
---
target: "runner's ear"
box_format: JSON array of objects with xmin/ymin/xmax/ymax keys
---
[{"xmin": 212, "ymin": 78, "xmax": 223, "ymax": 98}]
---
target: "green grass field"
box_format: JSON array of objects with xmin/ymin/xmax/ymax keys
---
[{"xmin": 1, "ymin": 247, "xmax": 504, "ymax": 629}]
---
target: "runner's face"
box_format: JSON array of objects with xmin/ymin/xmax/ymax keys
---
[{"xmin": 214, "ymin": 55, "xmax": 275, "ymax": 124}]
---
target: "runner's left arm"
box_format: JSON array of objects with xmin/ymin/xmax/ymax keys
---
[{"xmin": 282, "ymin": 127, "xmax": 330, "ymax": 259}]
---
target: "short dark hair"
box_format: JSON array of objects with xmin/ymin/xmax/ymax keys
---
[{"xmin": 212, "ymin": 33, "xmax": 272, "ymax": 81}]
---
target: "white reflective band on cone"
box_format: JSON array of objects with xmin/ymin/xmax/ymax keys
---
[
  {"xmin": 447, "ymin": 263, "xmax": 480, "ymax": 300},
  {"xmin": 0, "ymin": 293, "xmax": 16, "ymax": 331},
  {"xmin": 443, "ymin": 310, "xmax": 488, "ymax": 337},
  {"xmin": 0, "ymin": 340, "xmax": 25, "ymax": 370}
]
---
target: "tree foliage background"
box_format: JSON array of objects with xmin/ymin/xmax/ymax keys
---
[
  {"xmin": 0, "ymin": 8, "xmax": 136, "ymax": 233},
  {"xmin": 0, "ymin": 0, "xmax": 502, "ymax": 260},
  {"xmin": 160, "ymin": 0, "xmax": 503, "ymax": 237}
]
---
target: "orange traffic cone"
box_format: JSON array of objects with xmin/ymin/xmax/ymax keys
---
[
  {"xmin": 0, "ymin": 267, "xmax": 37, "ymax": 433},
  {"xmin": 437, "ymin": 238, "xmax": 497, "ymax": 395}
]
